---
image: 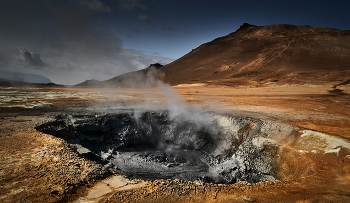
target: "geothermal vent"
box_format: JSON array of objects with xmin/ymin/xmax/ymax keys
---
[{"xmin": 35, "ymin": 109, "xmax": 296, "ymax": 184}]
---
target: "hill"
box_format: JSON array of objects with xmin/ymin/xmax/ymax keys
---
[
  {"xmin": 0, "ymin": 71, "xmax": 53, "ymax": 84},
  {"xmin": 75, "ymin": 63, "xmax": 164, "ymax": 87},
  {"xmin": 160, "ymin": 23, "xmax": 350, "ymax": 87},
  {"xmin": 0, "ymin": 77, "xmax": 61, "ymax": 87}
]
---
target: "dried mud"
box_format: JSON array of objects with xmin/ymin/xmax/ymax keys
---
[{"xmin": 1, "ymin": 86, "xmax": 350, "ymax": 202}]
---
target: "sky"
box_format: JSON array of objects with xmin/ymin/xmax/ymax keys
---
[{"xmin": 0, "ymin": 0, "xmax": 349, "ymax": 85}]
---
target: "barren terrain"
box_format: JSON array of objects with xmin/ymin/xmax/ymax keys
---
[
  {"xmin": 1, "ymin": 84, "xmax": 350, "ymax": 202},
  {"xmin": 1, "ymin": 23, "xmax": 350, "ymax": 202}
]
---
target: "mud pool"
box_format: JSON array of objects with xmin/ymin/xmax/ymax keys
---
[{"xmin": 35, "ymin": 109, "xmax": 297, "ymax": 184}]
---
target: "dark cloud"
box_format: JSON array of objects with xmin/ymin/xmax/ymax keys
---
[
  {"xmin": 138, "ymin": 14, "xmax": 155, "ymax": 27},
  {"xmin": 0, "ymin": 1, "xmax": 109, "ymax": 38},
  {"xmin": 162, "ymin": 26, "xmax": 176, "ymax": 31},
  {"xmin": 133, "ymin": 29, "xmax": 142, "ymax": 33},
  {"xmin": 20, "ymin": 48, "xmax": 47, "ymax": 67},
  {"xmin": 0, "ymin": 0, "xmax": 43, "ymax": 37},
  {"xmin": 138, "ymin": 14, "xmax": 149, "ymax": 22},
  {"xmin": 0, "ymin": 54, "xmax": 8, "ymax": 64},
  {"xmin": 118, "ymin": 0, "xmax": 146, "ymax": 11},
  {"xmin": 0, "ymin": 1, "xmax": 123, "ymax": 67},
  {"xmin": 78, "ymin": 0, "xmax": 111, "ymax": 12},
  {"xmin": 0, "ymin": 0, "xmax": 173, "ymax": 84}
]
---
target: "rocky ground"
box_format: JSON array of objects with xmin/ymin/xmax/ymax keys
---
[{"xmin": 0, "ymin": 85, "xmax": 350, "ymax": 202}]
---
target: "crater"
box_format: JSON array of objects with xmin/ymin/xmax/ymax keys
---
[{"xmin": 35, "ymin": 109, "xmax": 297, "ymax": 184}]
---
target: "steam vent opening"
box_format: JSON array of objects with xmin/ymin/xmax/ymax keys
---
[{"xmin": 35, "ymin": 109, "xmax": 296, "ymax": 184}]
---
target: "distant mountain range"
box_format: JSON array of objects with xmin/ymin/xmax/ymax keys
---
[
  {"xmin": 0, "ymin": 70, "xmax": 52, "ymax": 84},
  {"xmin": 0, "ymin": 71, "xmax": 56, "ymax": 87}
]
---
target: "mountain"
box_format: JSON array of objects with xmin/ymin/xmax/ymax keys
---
[
  {"xmin": 0, "ymin": 71, "xmax": 53, "ymax": 84},
  {"xmin": 0, "ymin": 77, "xmax": 60, "ymax": 87},
  {"xmin": 160, "ymin": 23, "xmax": 350, "ymax": 87},
  {"xmin": 75, "ymin": 63, "xmax": 164, "ymax": 87}
]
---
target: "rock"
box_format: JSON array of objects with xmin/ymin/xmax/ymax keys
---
[{"xmin": 51, "ymin": 189, "xmax": 59, "ymax": 195}]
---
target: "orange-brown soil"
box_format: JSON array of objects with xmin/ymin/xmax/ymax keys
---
[
  {"xmin": 161, "ymin": 24, "xmax": 350, "ymax": 87},
  {"xmin": 174, "ymin": 86, "xmax": 350, "ymax": 139},
  {"xmin": 1, "ymin": 85, "xmax": 350, "ymax": 202}
]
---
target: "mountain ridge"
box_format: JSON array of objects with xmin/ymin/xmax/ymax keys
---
[
  {"xmin": 75, "ymin": 23, "xmax": 350, "ymax": 88},
  {"xmin": 75, "ymin": 63, "xmax": 164, "ymax": 87},
  {"xmin": 160, "ymin": 23, "xmax": 350, "ymax": 87},
  {"xmin": 0, "ymin": 70, "xmax": 53, "ymax": 84}
]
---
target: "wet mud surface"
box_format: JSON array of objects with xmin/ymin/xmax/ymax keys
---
[{"xmin": 36, "ymin": 110, "xmax": 296, "ymax": 184}]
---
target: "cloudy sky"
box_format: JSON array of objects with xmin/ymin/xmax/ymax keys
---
[{"xmin": 0, "ymin": 0, "xmax": 349, "ymax": 85}]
